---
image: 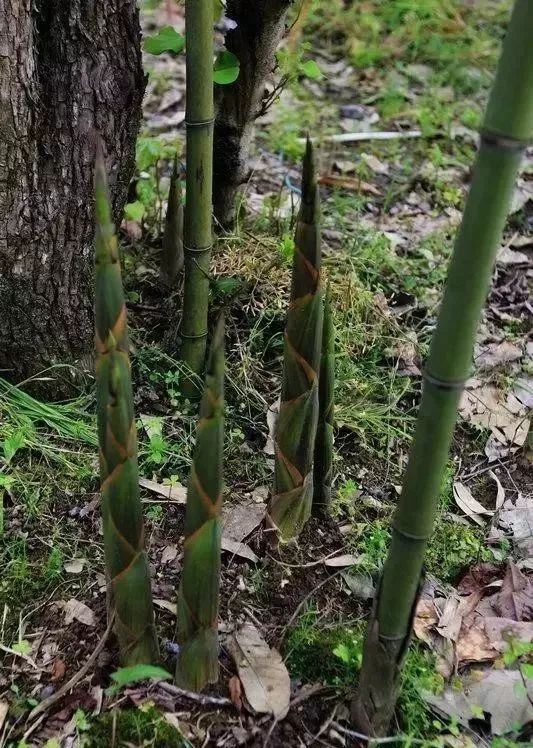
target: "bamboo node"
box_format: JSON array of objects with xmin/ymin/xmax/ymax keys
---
[
  {"xmin": 480, "ymin": 129, "xmax": 530, "ymax": 151},
  {"xmin": 181, "ymin": 330, "xmax": 209, "ymax": 340},
  {"xmin": 422, "ymin": 369, "xmax": 466, "ymax": 391},
  {"xmin": 185, "ymin": 117, "xmax": 216, "ymax": 128},
  {"xmin": 183, "ymin": 243, "xmax": 213, "ymax": 254}
]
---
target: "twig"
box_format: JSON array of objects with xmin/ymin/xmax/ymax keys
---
[
  {"xmin": 299, "ymin": 130, "xmax": 422, "ymax": 144},
  {"xmin": 290, "ymin": 683, "xmax": 328, "ymax": 708},
  {"xmin": 27, "ymin": 615, "xmax": 115, "ymax": 721},
  {"xmin": 331, "ymin": 721, "xmax": 429, "ymax": 744},
  {"xmin": 262, "ymin": 716, "xmax": 279, "ymax": 748},
  {"xmin": 277, "ymin": 568, "xmax": 345, "ymax": 647},
  {"xmin": 0, "ymin": 644, "xmax": 41, "ymax": 671},
  {"xmin": 157, "ymin": 681, "xmax": 232, "ymax": 708},
  {"xmin": 267, "ymin": 548, "xmax": 347, "ymax": 569}
]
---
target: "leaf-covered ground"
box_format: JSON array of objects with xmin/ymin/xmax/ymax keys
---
[{"xmin": 1, "ymin": 1, "xmax": 532, "ymax": 746}]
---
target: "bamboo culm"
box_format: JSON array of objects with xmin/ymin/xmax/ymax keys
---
[
  {"xmin": 352, "ymin": 0, "xmax": 533, "ymax": 734},
  {"xmin": 180, "ymin": 0, "xmax": 215, "ymax": 398},
  {"xmin": 94, "ymin": 151, "xmax": 159, "ymax": 665},
  {"xmin": 176, "ymin": 319, "xmax": 225, "ymax": 691},
  {"xmin": 267, "ymin": 139, "xmax": 323, "ymax": 542}
]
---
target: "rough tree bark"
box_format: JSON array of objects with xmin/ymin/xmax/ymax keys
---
[
  {"xmin": 0, "ymin": 1, "xmax": 144, "ymax": 385},
  {"xmin": 213, "ymin": 0, "xmax": 293, "ymax": 229}
]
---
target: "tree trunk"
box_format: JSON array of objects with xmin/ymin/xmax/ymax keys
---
[
  {"xmin": 0, "ymin": 0, "xmax": 144, "ymax": 386},
  {"xmin": 213, "ymin": 0, "xmax": 292, "ymax": 229}
]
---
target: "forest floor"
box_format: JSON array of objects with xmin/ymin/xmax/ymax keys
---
[{"xmin": 1, "ymin": 1, "xmax": 532, "ymax": 747}]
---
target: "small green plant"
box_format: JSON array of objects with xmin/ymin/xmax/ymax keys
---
[{"xmin": 82, "ymin": 705, "xmax": 190, "ymax": 748}]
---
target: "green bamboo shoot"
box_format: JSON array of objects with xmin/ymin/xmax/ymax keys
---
[
  {"xmin": 160, "ymin": 155, "xmax": 184, "ymax": 287},
  {"xmin": 176, "ymin": 318, "xmax": 225, "ymax": 690},
  {"xmin": 313, "ymin": 283, "xmax": 334, "ymax": 513},
  {"xmin": 267, "ymin": 139, "xmax": 323, "ymax": 541},
  {"xmin": 94, "ymin": 153, "xmax": 159, "ymax": 665},
  {"xmin": 180, "ymin": 0, "xmax": 214, "ymax": 398},
  {"xmin": 352, "ymin": 0, "xmax": 533, "ymax": 734}
]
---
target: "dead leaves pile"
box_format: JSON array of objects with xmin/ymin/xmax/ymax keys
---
[{"xmin": 414, "ymin": 562, "xmax": 533, "ymax": 734}]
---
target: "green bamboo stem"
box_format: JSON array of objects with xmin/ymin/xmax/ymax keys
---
[
  {"xmin": 352, "ymin": 0, "xmax": 533, "ymax": 734},
  {"xmin": 94, "ymin": 152, "xmax": 159, "ymax": 665},
  {"xmin": 180, "ymin": 0, "xmax": 214, "ymax": 398},
  {"xmin": 313, "ymin": 283, "xmax": 335, "ymax": 513},
  {"xmin": 267, "ymin": 139, "xmax": 323, "ymax": 542},
  {"xmin": 176, "ymin": 318, "xmax": 225, "ymax": 691},
  {"xmin": 160, "ymin": 155, "xmax": 184, "ymax": 287}
]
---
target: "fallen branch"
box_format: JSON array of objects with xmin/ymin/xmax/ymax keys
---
[
  {"xmin": 299, "ymin": 130, "xmax": 422, "ymax": 144},
  {"xmin": 157, "ymin": 681, "xmax": 232, "ymax": 708}
]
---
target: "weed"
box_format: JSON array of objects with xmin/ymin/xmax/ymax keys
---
[
  {"xmin": 82, "ymin": 704, "xmax": 190, "ymax": 747},
  {"xmin": 285, "ymin": 612, "xmax": 444, "ymax": 738}
]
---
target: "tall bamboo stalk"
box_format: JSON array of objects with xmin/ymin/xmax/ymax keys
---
[
  {"xmin": 267, "ymin": 139, "xmax": 323, "ymax": 542},
  {"xmin": 176, "ymin": 319, "xmax": 225, "ymax": 691},
  {"xmin": 94, "ymin": 152, "xmax": 159, "ymax": 665},
  {"xmin": 181, "ymin": 0, "xmax": 214, "ymax": 398},
  {"xmin": 352, "ymin": 0, "xmax": 533, "ymax": 734},
  {"xmin": 313, "ymin": 283, "xmax": 334, "ymax": 513},
  {"xmin": 160, "ymin": 155, "xmax": 184, "ymax": 287}
]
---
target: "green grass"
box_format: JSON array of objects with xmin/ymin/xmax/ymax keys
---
[
  {"xmin": 285, "ymin": 612, "xmax": 444, "ymax": 740},
  {"xmin": 81, "ymin": 705, "xmax": 191, "ymax": 747}
]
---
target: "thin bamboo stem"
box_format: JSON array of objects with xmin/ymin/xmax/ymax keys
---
[
  {"xmin": 352, "ymin": 0, "xmax": 533, "ymax": 734},
  {"xmin": 180, "ymin": 0, "xmax": 214, "ymax": 398}
]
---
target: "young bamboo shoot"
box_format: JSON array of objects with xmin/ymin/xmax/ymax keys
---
[
  {"xmin": 175, "ymin": 319, "xmax": 225, "ymax": 690},
  {"xmin": 94, "ymin": 152, "xmax": 159, "ymax": 665},
  {"xmin": 267, "ymin": 139, "xmax": 323, "ymax": 541}
]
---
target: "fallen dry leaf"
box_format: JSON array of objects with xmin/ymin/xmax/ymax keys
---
[
  {"xmin": 324, "ymin": 553, "xmax": 359, "ymax": 567},
  {"xmin": 341, "ymin": 571, "xmax": 375, "ymax": 599},
  {"xmin": 426, "ymin": 668, "xmax": 533, "ymax": 735},
  {"xmin": 62, "ymin": 598, "xmax": 95, "ymax": 627},
  {"xmin": 221, "ymin": 538, "xmax": 259, "ymax": 563},
  {"xmin": 455, "ymin": 615, "xmax": 497, "ymax": 662},
  {"xmin": 513, "ymin": 375, "xmax": 533, "ymax": 408},
  {"xmin": 228, "ymin": 674, "xmax": 243, "ymax": 711},
  {"xmin": 64, "ymin": 558, "xmax": 86, "ymax": 574},
  {"xmin": 459, "ymin": 384, "xmax": 530, "ymax": 461},
  {"xmin": 153, "ymin": 599, "xmax": 177, "ymax": 616},
  {"xmin": 0, "ymin": 701, "xmax": 8, "ymax": 732},
  {"xmin": 497, "ymin": 494, "xmax": 533, "ymax": 558},
  {"xmin": 222, "ymin": 503, "xmax": 266, "ymax": 543},
  {"xmin": 264, "ymin": 400, "xmax": 279, "ymax": 456},
  {"xmin": 457, "ymin": 563, "xmax": 502, "ymax": 595},
  {"xmin": 491, "ymin": 563, "xmax": 533, "ymax": 620},
  {"xmin": 488, "ymin": 470, "xmax": 505, "ymax": 510},
  {"xmin": 227, "ymin": 623, "xmax": 290, "ymax": 720},
  {"xmin": 453, "ymin": 482, "xmax": 490, "ymax": 525},
  {"xmin": 414, "ymin": 599, "xmax": 438, "ymax": 643},
  {"xmin": 161, "ymin": 545, "xmax": 179, "ymax": 564},
  {"xmin": 139, "ymin": 477, "xmax": 187, "ymax": 503},
  {"xmin": 475, "ymin": 341, "xmax": 522, "ymax": 370},
  {"xmin": 50, "ymin": 658, "xmax": 66, "ymax": 682},
  {"xmin": 496, "ymin": 245, "xmax": 530, "ymax": 265},
  {"xmin": 318, "ymin": 174, "xmax": 380, "ymax": 195}
]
